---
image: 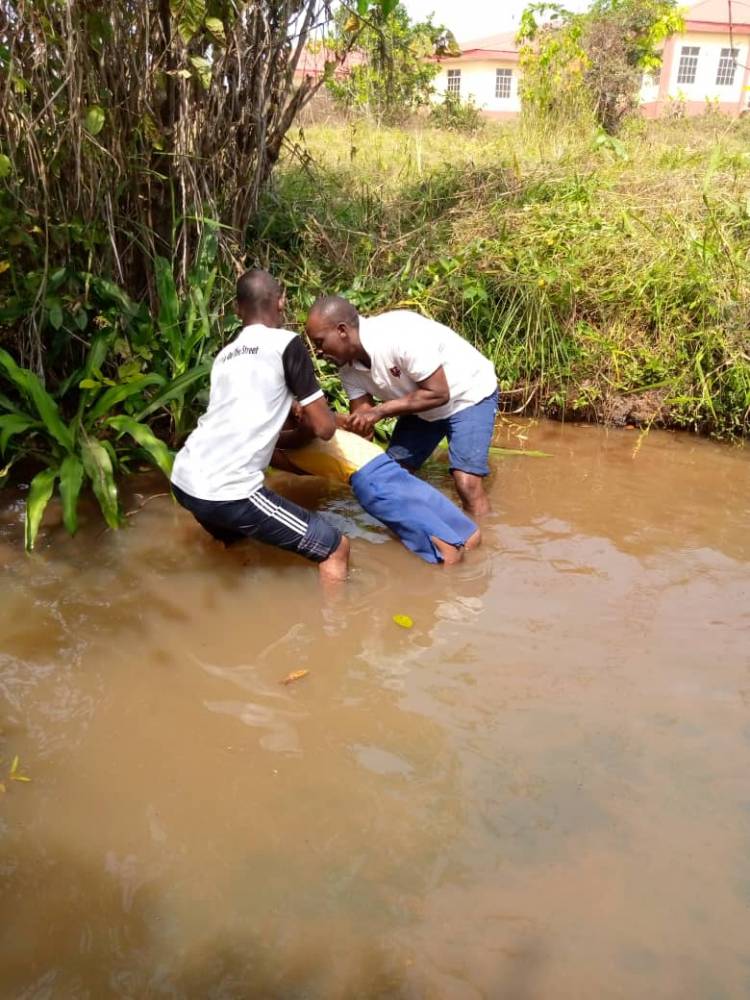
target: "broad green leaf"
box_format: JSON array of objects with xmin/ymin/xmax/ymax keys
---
[
  {"xmin": 0, "ymin": 154, "xmax": 11, "ymax": 178},
  {"xmin": 155, "ymin": 256, "xmax": 180, "ymax": 351},
  {"xmin": 48, "ymin": 302, "xmax": 63, "ymax": 330},
  {"xmin": 381, "ymin": 0, "xmax": 399, "ymax": 15},
  {"xmin": 135, "ymin": 361, "xmax": 210, "ymax": 419},
  {"xmin": 25, "ymin": 466, "xmax": 58, "ymax": 550},
  {"xmin": 357, "ymin": 0, "xmax": 368, "ymax": 13},
  {"xmin": 107, "ymin": 416, "xmax": 174, "ymax": 477},
  {"xmin": 205, "ymin": 16, "xmax": 225, "ymax": 44},
  {"xmin": 81, "ymin": 333, "xmax": 114, "ymax": 384},
  {"xmin": 78, "ymin": 378, "xmax": 101, "ymax": 390},
  {"xmin": 86, "ymin": 374, "xmax": 165, "ymax": 423},
  {"xmin": 83, "ymin": 105, "xmax": 106, "ymax": 136},
  {"xmin": 0, "ymin": 349, "xmax": 73, "ymax": 452},
  {"xmin": 170, "ymin": 0, "xmax": 206, "ymax": 42},
  {"xmin": 189, "ymin": 55, "xmax": 212, "ymax": 90},
  {"xmin": 59, "ymin": 454, "xmax": 85, "ymax": 535},
  {"xmin": 80, "ymin": 436, "xmax": 121, "ymax": 530},
  {"xmin": 0, "ymin": 413, "xmax": 39, "ymax": 453}
]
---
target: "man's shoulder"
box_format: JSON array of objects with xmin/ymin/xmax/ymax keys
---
[
  {"xmin": 363, "ymin": 310, "xmax": 428, "ymax": 347},
  {"xmin": 215, "ymin": 324, "xmax": 296, "ymax": 363}
]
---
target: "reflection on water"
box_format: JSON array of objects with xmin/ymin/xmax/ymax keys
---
[{"xmin": 1, "ymin": 420, "xmax": 749, "ymax": 998}]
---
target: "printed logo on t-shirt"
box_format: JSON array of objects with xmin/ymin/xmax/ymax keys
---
[
  {"xmin": 222, "ymin": 345, "xmax": 259, "ymax": 362},
  {"xmin": 389, "ymin": 365, "xmax": 401, "ymax": 378}
]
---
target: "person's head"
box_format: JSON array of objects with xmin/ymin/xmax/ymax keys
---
[
  {"xmin": 236, "ymin": 269, "xmax": 285, "ymax": 327},
  {"xmin": 305, "ymin": 296, "xmax": 362, "ymax": 366}
]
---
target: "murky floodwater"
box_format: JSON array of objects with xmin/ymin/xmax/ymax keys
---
[{"xmin": 1, "ymin": 420, "xmax": 749, "ymax": 999}]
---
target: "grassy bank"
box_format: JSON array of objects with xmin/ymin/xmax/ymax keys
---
[{"xmin": 255, "ymin": 116, "xmax": 750, "ymax": 437}]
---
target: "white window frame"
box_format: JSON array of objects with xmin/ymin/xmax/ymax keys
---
[
  {"xmin": 446, "ymin": 68, "xmax": 461, "ymax": 96},
  {"xmin": 716, "ymin": 48, "xmax": 739, "ymax": 86},
  {"xmin": 495, "ymin": 68, "xmax": 512, "ymax": 100},
  {"xmin": 676, "ymin": 45, "xmax": 700, "ymax": 85}
]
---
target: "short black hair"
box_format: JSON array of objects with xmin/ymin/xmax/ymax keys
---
[
  {"xmin": 236, "ymin": 269, "xmax": 281, "ymax": 311},
  {"xmin": 308, "ymin": 295, "xmax": 359, "ymax": 328}
]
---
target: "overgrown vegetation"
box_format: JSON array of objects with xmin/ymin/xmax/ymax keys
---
[
  {"xmin": 518, "ymin": 0, "xmax": 684, "ymax": 133},
  {"xmin": 0, "ymin": 0, "xmax": 396, "ymax": 546},
  {"xmin": 255, "ymin": 117, "xmax": 750, "ymax": 439},
  {"xmin": 323, "ymin": 3, "xmax": 456, "ymax": 122}
]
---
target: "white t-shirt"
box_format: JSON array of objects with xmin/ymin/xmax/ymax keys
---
[
  {"xmin": 171, "ymin": 324, "xmax": 322, "ymax": 501},
  {"xmin": 338, "ymin": 311, "xmax": 497, "ymax": 421}
]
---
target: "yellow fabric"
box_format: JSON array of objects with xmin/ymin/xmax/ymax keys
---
[{"xmin": 285, "ymin": 430, "xmax": 383, "ymax": 484}]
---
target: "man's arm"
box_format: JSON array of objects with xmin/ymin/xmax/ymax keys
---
[
  {"xmin": 281, "ymin": 338, "xmax": 337, "ymax": 440},
  {"xmin": 346, "ymin": 367, "xmax": 449, "ymax": 436}
]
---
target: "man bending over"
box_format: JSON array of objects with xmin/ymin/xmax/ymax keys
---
[
  {"xmin": 171, "ymin": 270, "xmax": 349, "ymax": 583},
  {"xmin": 305, "ymin": 297, "xmax": 498, "ymax": 516}
]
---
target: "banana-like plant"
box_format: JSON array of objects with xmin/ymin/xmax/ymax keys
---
[{"xmin": 0, "ymin": 338, "xmax": 175, "ymax": 550}]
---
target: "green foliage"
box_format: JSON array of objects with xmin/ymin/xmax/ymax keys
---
[
  {"xmin": 0, "ymin": 336, "xmax": 180, "ymax": 549},
  {"xmin": 325, "ymin": 4, "xmax": 456, "ymax": 123},
  {"xmin": 257, "ymin": 118, "xmax": 750, "ymax": 439},
  {"xmin": 517, "ymin": 0, "xmax": 684, "ymax": 134},
  {"xmin": 429, "ymin": 95, "xmax": 484, "ymax": 134}
]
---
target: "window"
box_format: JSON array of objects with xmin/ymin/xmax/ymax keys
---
[
  {"xmin": 716, "ymin": 48, "xmax": 739, "ymax": 86},
  {"xmin": 447, "ymin": 68, "xmax": 461, "ymax": 95},
  {"xmin": 495, "ymin": 68, "xmax": 512, "ymax": 99},
  {"xmin": 676, "ymin": 46, "xmax": 700, "ymax": 85}
]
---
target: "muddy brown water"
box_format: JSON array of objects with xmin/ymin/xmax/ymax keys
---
[{"xmin": 1, "ymin": 420, "xmax": 749, "ymax": 999}]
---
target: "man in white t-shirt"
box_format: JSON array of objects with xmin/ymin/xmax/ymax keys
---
[
  {"xmin": 305, "ymin": 297, "xmax": 498, "ymax": 515},
  {"xmin": 171, "ymin": 271, "xmax": 350, "ymax": 582}
]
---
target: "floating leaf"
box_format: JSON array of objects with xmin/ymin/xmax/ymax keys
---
[
  {"xmin": 488, "ymin": 447, "xmax": 551, "ymax": 458},
  {"xmin": 83, "ymin": 104, "xmax": 106, "ymax": 136},
  {"xmin": 393, "ymin": 614, "xmax": 413, "ymax": 629},
  {"xmin": 9, "ymin": 755, "xmax": 30, "ymax": 781},
  {"xmin": 281, "ymin": 669, "xmax": 309, "ymax": 686}
]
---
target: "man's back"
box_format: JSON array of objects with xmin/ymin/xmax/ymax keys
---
[{"xmin": 172, "ymin": 324, "xmax": 320, "ymax": 501}]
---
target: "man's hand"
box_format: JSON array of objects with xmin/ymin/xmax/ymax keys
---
[{"xmin": 345, "ymin": 407, "xmax": 380, "ymax": 437}]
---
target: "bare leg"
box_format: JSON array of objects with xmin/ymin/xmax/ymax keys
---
[
  {"xmin": 318, "ymin": 534, "xmax": 350, "ymax": 584},
  {"xmin": 431, "ymin": 535, "xmax": 464, "ymax": 565},
  {"xmin": 452, "ymin": 470, "xmax": 491, "ymax": 516}
]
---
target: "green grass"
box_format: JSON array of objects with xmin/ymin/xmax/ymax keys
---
[{"xmin": 256, "ymin": 115, "xmax": 750, "ymax": 437}]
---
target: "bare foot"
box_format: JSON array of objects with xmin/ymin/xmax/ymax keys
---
[
  {"xmin": 464, "ymin": 528, "xmax": 482, "ymax": 550},
  {"xmin": 431, "ymin": 535, "xmax": 464, "ymax": 565}
]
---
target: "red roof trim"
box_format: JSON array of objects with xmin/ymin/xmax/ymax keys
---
[{"xmin": 684, "ymin": 18, "xmax": 750, "ymax": 30}]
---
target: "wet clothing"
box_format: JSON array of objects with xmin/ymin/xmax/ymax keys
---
[
  {"xmin": 284, "ymin": 431, "xmax": 476, "ymax": 565},
  {"xmin": 172, "ymin": 483, "xmax": 342, "ymax": 563},
  {"xmin": 387, "ymin": 389, "xmax": 499, "ymax": 477}
]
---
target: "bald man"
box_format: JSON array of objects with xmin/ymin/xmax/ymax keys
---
[
  {"xmin": 171, "ymin": 270, "xmax": 350, "ymax": 582},
  {"xmin": 305, "ymin": 297, "xmax": 498, "ymax": 516}
]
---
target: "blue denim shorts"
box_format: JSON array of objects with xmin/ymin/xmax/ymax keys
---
[
  {"xmin": 350, "ymin": 453, "xmax": 477, "ymax": 564},
  {"xmin": 386, "ymin": 389, "xmax": 498, "ymax": 476}
]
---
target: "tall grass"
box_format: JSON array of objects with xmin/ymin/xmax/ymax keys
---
[{"xmin": 257, "ymin": 115, "xmax": 750, "ymax": 436}]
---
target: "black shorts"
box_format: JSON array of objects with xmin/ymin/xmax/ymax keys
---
[{"xmin": 172, "ymin": 483, "xmax": 342, "ymax": 564}]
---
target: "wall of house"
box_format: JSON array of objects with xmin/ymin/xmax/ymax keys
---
[
  {"xmin": 640, "ymin": 30, "xmax": 750, "ymax": 115},
  {"xmin": 433, "ymin": 59, "xmax": 521, "ymax": 118}
]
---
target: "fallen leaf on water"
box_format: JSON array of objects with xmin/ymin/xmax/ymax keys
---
[
  {"xmin": 281, "ymin": 669, "xmax": 309, "ymax": 686},
  {"xmin": 393, "ymin": 614, "xmax": 413, "ymax": 629}
]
